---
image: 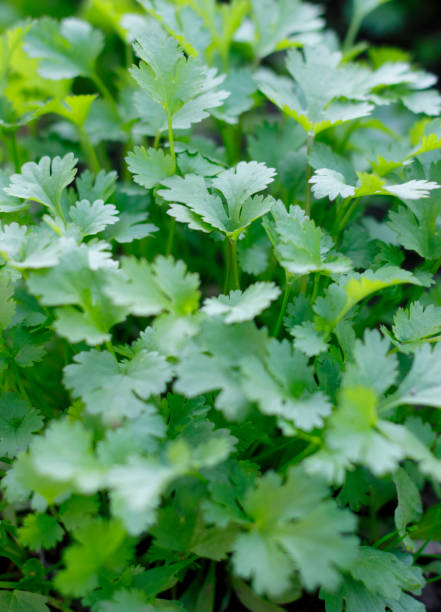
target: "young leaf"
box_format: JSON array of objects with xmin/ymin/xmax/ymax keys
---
[
  {"xmin": 263, "ymin": 200, "xmax": 352, "ymax": 276},
  {"xmin": 5, "ymin": 153, "xmax": 77, "ymax": 215},
  {"xmin": 231, "ymin": 467, "xmax": 358, "ymax": 597},
  {"xmin": 202, "ymin": 282, "xmax": 280, "ymax": 323},
  {"xmin": 241, "ymin": 338, "xmax": 332, "ymax": 431},
  {"xmin": 320, "ymin": 547, "xmax": 425, "ymax": 612},
  {"xmin": 24, "ymin": 17, "xmax": 104, "ymax": 80},
  {"xmin": 126, "ymin": 146, "xmax": 175, "ymax": 190},
  {"xmin": 0, "ymin": 394, "xmax": 43, "ymax": 457},
  {"xmin": 18, "ymin": 513, "xmax": 64, "ymax": 551},
  {"xmin": 69, "ymin": 199, "xmax": 119, "ymax": 236},
  {"xmin": 130, "ymin": 20, "xmax": 229, "ymax": 130},
  {"xmin": 159, "ymin": 161, "xmax": 276, "ymax": 239},
  {"xmin": 64, "ymin": 348, "xmax": 172, "ymax": 423}
]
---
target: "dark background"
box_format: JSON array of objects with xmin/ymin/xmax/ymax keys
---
[{"xmin": 2, "ymin": 0, "xmax": 441, "ymax": 77}]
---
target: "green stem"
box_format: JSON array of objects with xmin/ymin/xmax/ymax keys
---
[
  {"xmin": 153, "ymin": 130, "xmax": 162, "ymax": 150},
  {"xmin": 164, "ymin": 117, "xmax": 177, "ymax": 256},
  {"xmin": 92, "ymin": 72, "xmax": 118, "ymax": 116},
  {"xmin": 343, "ymin": 9, "xmax": 363, "ymax": 53},
  {"xmin": 46, "ymin": 596, "xmax": 75, "ymax": 612},
  {"xmin": 166, "ymin": 217, "xmax": 176, "ymax": 256},
  {"xmin": 336, "ymin": 197, "xmax": 360, "ymax": 235},
  {"xmin": 310, "ymin": 272, "xmax": 320, "ymax": 305},
  {"xmin": 79, "ymin": 127, "xmax": 100, "ymax": 174},
  {"xmin": 9, "ymin": 130, "xmax": 20, "ymax": 171},
  {"xmin": 224, "ymin": 238, "xmax": 231, "ymax": 293},
  {"xmin": 168, "ymin": 116, "xmax": 176, "ymax": 173},
  {"xmin": 228, "ymin": 238, "xmax": 240, "ymax": 291},
  {"xmin": 273, "ymin": 272, "xmax": 293, "ymax": 337},
  {"xmin": 373, "ymin": 529, "xmax": 399, "ymax": 549},
  {"xmin": 305, "ymin": 131, "xmax": 314, "ymax": 216}
]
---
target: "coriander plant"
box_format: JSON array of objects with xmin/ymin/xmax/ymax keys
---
[{"xmin": 1, "ymin": 0, "xmax": 441, "ymax": 610}]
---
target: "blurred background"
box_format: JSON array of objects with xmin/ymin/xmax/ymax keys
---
[{"xmin": 0, "ymin": 0, "xmax": 440, "ymax": 76}]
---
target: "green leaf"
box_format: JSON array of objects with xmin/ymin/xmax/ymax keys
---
[
  {"xmin": 343, "ymin": 330, "xmax": 398, "ymax": 396},
  {"xmin": 24, "ymin": 17, "xmax": 104, "ymax": 79},
  {"xmin": 257, "ymin": 46, "xmax": 373, "ymax": 134},
  {"xmin": 0, "ymin": 393, "xmax": 43, "ymax": 457},
  {"xmin": 159, "ymin": 161, "xmax": 276, "ymax": 238},
  {"xmin": 130, "ymin": 20, "xmax": 228, "ymax": 129},
  {"xmin": 321, "ymin": 547, "xmax": 425, "ymax": 612},
  {"xmin": 231, "ymin": 467, "xmax": 358, "ymax": 596},
  {"xmin": 290, "ymin": 321, "xmax": 329, "ymax": 357},
  {"xmin": 0, "ymin": 270, "xmax": 15, "ymax": 329},
  {"xmin": 34, "ymin": 94, "xmax": 97, "ymax": 128},
  {"xmin": 5, "ymin": 153, "xmax": 77, "ymax": 214},
  {"xmin": 314, "ymin": 266, "xmax": 422, "ymax": 331},
  {"xmin": 64, "ymin": 348, "xmax": 172, "ymax": 423},
  {"xmin": 105, "ymin": 255, "xmax": 200, "ymax": 317},
  {"xmin": 310, "ymin": 168, "xmax": 440, "ymax": 201},
  {"xmin": 54, "ymin": 518, "xmax": 133, "ymax": 596},
  {"xmin": 383, "ymin": 342, "xmax": 441, "ymax": 410},
  {"xmin": 393, "ymin": 467, "xmax": 422, "ymax": 550},
  {"xmin": 241, "ymin": 338, "xmax": 332, "ymax": 431},
  {"xmin": 0, "ymin": 591, "xmax": 49, "ymax": 612},
  {"xmin": 27, "ymin": 245, "xmax": 127, "ymax": 345},
  {"xmin": 309, "ymin": 168, "xmax": 356, "ymax": 201},
  {"xmin": 387, "ymin": 301, "xmax": 441, "ymax": 353},
  {"xmin": 29, "ymin": 419, "xmax": 102, "ymax": 495},
  {"xmin": 95, "ymin": 589, "xmax": 148, "ymax": 612},
  {"xmin": 263, "ymin": 200, "xmax": 351, "ymax": 276},
  {"xmin": 202, "ymin": 282, "xmax": 280, "ymax": 323},
  {"xmin": 174, "ymin": 320, "xmax": 268, "ymax": 419},
  {"xmin": 126, "ymin": 146, "xmax": 175, "ymax": 190},
  {"xmin": 69, "ymin": 199, "xmax": 118, "ymax": 236},
  {"xmin": 18, "ymin": 513, "xmax": 64, "ymax": 550},
  {"xmin": 250, "ymin": 0, "xmax": 324, "ymax": 59}
]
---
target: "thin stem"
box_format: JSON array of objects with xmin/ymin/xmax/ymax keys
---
[
  {"xmin": 413, "ymin": 507, "xmax": 441, "ymax": 561},
  {"xmin": 224, "ymin": 238, "xmax": 231, "ymax": 293},
  {"xmin": 228, "ymin": 238, "xmax": 240, "ymax": 291},
  {"xmin": 9, "ymin": 130, "xmax": 20, "ymax": 171},
  {"xmin": 310, "ymin": 272, "xmax": 320, "ymax": 305},
  {"xmin": 78, "ymin": 127, "xmax": 100, "ymax": 174},
  {"xmin": 373, "ymin": 529, "xmax": 399, "ymax": 549},
  {"xmin": 336, "ymin": 197, "xmax": 360, "ymax": 235},
  {"xmin": 153, "ymin": 130, "xmax": 162, "ymax": 150},
  {"xmin": 166, "ymin": 218, "xmax": 176, "ymax": 256},
  {"xmin": 305, "ymin": 131, "xmax": 314, "ymax": 216},
  {"xmin": 46, "ymin": 596, "xmax": 75, "ymax": 612},
  {"xmin": 273, "ymin": 272, "xmax": 293, "ymax": 338},
  {"xmin": 168, "ymin": 116, "xmax": 176, "ymax": 173},
  {"xmin": 343, "ymin": 9, "xmax": 363, "ymax": 53},
  {"xmin": 92, "ymin": 72, "xmax": 118, "ymax": 116}
]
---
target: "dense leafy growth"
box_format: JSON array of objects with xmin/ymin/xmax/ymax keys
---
[{"xmin": 1, "ymin": 0, "xmax": 441, "ymax": 610}]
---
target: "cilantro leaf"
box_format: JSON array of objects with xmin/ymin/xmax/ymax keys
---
[
  {"xmin": 386, "ymin": 301, "xmax": 441, "ymax": 353},
  {"xmin": 263, "ymin": 200, "xmax": 352, "ymax": 276},
  {"xmin": 159, "ymin": 161, "xmax": 276, "ymax": 238},
  {"xmin": 5, "ymin": 153, "xmax": 77, "ymax": 215},
  {"xmin": 130, "ymin": 21, "xmax": 228, "ymax": 130},
  {"xmin": 202, "ymin": 282, "xmax": 280, "ymax": 323},
  {"xmin": 105, "ymin": 255, "xmax": 200, "ymax": 317},
  {"xmin": 126, "ymin": 147, "xmax": 175, "ymax": 190},
  {"xmin": 231, "ymin": 467, "xmax": 358, "ymax": 596},
  {"xmin": 24, "ymin": 17, "xmax": 104, "ymax": 80},
  {"xmin": 241, "ymin": 338, "xmax": 332, "ymax": 431},
  {"xmin": 0, "ymin": 394, "xmax": 43, "ymax": 457},
  {"xmin": 321, "ymin": 547, "xmax": 425, "ymax": 612},
  {"xmin": 64, "ymin": 348, "xmax": 172, "ymax": 423},
  {"xmin": 18, "ymin": 513, "xmax": 64, "ymax": 550},
  {"xmin": 69, "ymin": 199, "xmax": 119, "ymax": 236}
]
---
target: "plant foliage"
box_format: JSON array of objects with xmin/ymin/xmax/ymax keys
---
[{"xmin": 0, "ymin": 0, "xmax": 441, "ymax": 610}]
